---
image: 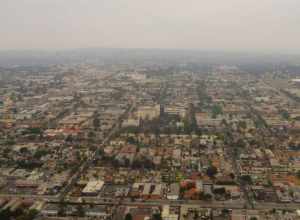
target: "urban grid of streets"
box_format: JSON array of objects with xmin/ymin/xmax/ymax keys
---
[{"xmin": 0, "ymin": 63, "xmax": 300, "ymax": 220}]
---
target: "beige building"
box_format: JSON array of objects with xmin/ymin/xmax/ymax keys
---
[{"xmin": 137, "ymin": 105, "xmax": 160, "ymax": 120}]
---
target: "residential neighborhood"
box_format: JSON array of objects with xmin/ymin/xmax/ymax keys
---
[{"xmin": 1, "ymin": 59, "xmax": 300, "ymax": 220}]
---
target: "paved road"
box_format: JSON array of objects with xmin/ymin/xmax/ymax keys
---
[
  {"xmin": 0, "ymin": 194, "xmax": 58, "ymax": 200},
  {"xmin": 253, "ymin": 201, "xmax": 300, "ymax": 211},
  {"xmin": 50, "ymin": 197, "xmax": 300, "ymax": 211},
  {"xmin": 59, "ymin": 102, "xmax": 136, "ymax": 200},
  {"xmin": 49, "ymin": 197, "xmax": 245, "ymax": 209},
  {"xmin": 1, "ymin": 193, "xmax": 299, "ymax": 211}
]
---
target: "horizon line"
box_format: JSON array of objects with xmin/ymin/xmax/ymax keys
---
[{"xmin": 0, "ymin": 47, "xmax": 300, "ymax": 56}]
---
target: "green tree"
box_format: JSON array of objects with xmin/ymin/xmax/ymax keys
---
[
  {"xmin": 93, "ymin": 118, "xmax": 100, "ymax": 128},
  {"xmin": 280, "ymin": 109, "xmax": 290, "ymax": 120},
  {"xmin": 76, "ymin": 204, "xmax": 85, "ymax": 217},
  {"xmin": 65, "ymin": 135, "xmax": 73, "ymax": 142},
  {"xmin": 127, "ymin": 136, "xmax": 136, "ymax": 144},
  {"xmin": 27, "ymin": 127, "xmax": 42, "ymax": 135},
  {"xmin": 19, "ymin": 147, "xmax": 29, "ymax": 154},
  {"xmin": 0, "ymin": 209, "xmax": 11, "ymax": 220},
  {"xmin": 222, "ymin": 209, "xmax": 229, "ymax": 216},
  {"xmin": 16, "ymin": 209, "xmax": 39, "ymax": 220},
  {"xmin": 27, "ymin": 209, "xmax": 39, "ymax": 219},
  {"xmin": 58, "ymin": 199, "xmax": 67, "ymax": 216},
  {"xmin": 214, "ymin": 187, "xmax": 226, "ymax": 195},
  {"xmin": 125, "ymin": 213, "xmax": 133, "ymax": 220},
  {"xmin": 238, "ymin": 121, "xmax": 247, "ymax": 130},
  {"xmin": 88, "ymin": 131, "xmax": 95, "ymax": 138},
  {"xmin": 206, "ymin": 165, "xmax": 218, "ymax": 178},
  {"xmin": 236, "ymin": 139, "xmax": 246, "ymax": 148},
  {"xmin": 297, "ymin": 170, "xmax": 300, "ymax": 179},
  {"xmin": 33, "ymin": 149, "xmax": 48, "ymax": 159},
  {"xmin": 152, "ymin": 213, "xmax": 162, "ymax": 220},
  {"xmin": 241, "ymin": 175, "xmax": 253, "ymax": 185},
  {"xmin": 202, "ymin": 193, "xmax": 212, "ymax": 201},
  {"xmin": 212, "ymin": 104, "xmax": 223, "ymax": 118}
]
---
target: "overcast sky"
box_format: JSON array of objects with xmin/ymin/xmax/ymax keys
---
[{"xmin": 1, "ymin": 0, "xmax": 300, "ymax": 52}]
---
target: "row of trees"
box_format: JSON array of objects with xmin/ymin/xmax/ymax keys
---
[
  {"xmin": 0, "ymin": 208, "xmax": 38, "ymax": 220},
  {"xmin": 125, "ymin": 212, "xmax": 162, "ymax": 220}
]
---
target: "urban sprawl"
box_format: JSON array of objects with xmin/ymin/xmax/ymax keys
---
[{"xmin": 1, "ymin": 63, "xmax": 300, "ymax": 220}]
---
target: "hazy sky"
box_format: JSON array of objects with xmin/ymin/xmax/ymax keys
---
[{"xmin": 1, "ymin": 0, "xmax": 300, "ymax": 52}]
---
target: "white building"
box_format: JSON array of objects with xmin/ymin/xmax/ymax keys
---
[
  {"xmin": 162, "ymin": 205, "xmax": 178, "ymax": 220},
  {"xmin": 82, "ymin": 180, "xmax": 104, "ymax": 196},
  {"xmin": 122, "ymin": 118, "xmax": 140, "ymax": 127},
  {"xmin": 164, "ymin": 105, "xmax": 187, "ymax": 118},
  {"xmin": 167, "ymin": 183, "xmax": 179, "ymax": 200}
]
